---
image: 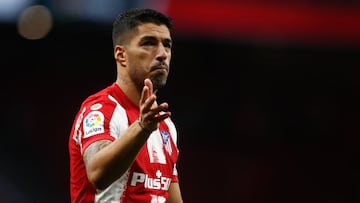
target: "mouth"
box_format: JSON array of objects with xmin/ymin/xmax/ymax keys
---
[
  {"xmin": 151, "ymin": 64, "xmax": 168, "ymax": 72},
  {"xmin": 152, "ymin": 68, "xmax": 168, "ymax": 75}
]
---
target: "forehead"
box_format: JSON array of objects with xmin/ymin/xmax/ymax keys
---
[{"xmin": 132, "ymin": 23, "xmax": 171, "ymax": 40}]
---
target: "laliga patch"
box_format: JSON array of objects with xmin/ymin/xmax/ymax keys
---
[{"xmin": 83, "ymin": 111, "xmax": 105, "ymax": 138}]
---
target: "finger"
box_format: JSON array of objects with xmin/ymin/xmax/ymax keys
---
[
  {"xmin": 140, "ymin": 85, "xmax": 149, "ymax": 105},
  {"xmin": 144, "ymin": 78, "xmax": 153, "ymax": 95},
  {"xmin": 153, "ymin": 111, "xmax": 171, "ymax": 123},
  {"xmin": 146, "ymin": 102, "xmax": 169, "ymax": 118},
  {"xmin": 142, "ymin": 92, "xmax": 158, "ymax": 109},
  {"xmin": 140, "ymin": 78, "xmax": 154, "ymax": 105}
]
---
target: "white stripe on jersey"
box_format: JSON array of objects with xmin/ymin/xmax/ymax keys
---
[
  {"xmin": 95, "ymin": 171, "xmax": 130, "ymax": 203},
  {"xmin": 108, "ymin": 95, "xmax": 129, "ymax": 139},
  {"xmin": 94, "ymin": 95, "xmax": 130, "ymax": 202},
  {"xmin": 147, "ymin": 130, "xmax": 167, "ymax": 164},
  {"xmin": 164, "ymin": 118, "xmax": 177, "ymax": 146}
]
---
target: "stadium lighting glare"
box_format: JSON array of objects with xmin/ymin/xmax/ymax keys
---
[{"xmin": 17, "ymin": 5, "xmax": 53, "ymax": 40}]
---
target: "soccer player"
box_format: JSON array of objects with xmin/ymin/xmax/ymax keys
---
[{"xmin": 68, "ymin": 8, "xmax": 183, "ymax": 203}]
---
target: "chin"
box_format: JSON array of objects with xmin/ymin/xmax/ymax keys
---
[{"xmin": 151, "ymin": 76, "xmax": 167, "ymax": 89}]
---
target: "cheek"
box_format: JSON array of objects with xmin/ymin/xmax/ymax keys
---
[
  {"xmin": 128, "ymin": 53, "xmax": 144, "ymax": 66},
  {"xmin": 132, "ymin": 51, "xmax": 152, "ymax": 62},
  {"xmin": 127, "ymin": 51, "xmax": 154, "ymax": 71},
  {"xmin": 128, "ymin": 55, "xmax": 148, "ymax": 76},
  {"xmin": 128, "ymin": 65, "xmax": 146, "ymax": 86}
]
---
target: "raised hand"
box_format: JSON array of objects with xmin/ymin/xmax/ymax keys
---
[{"xmin": 138, "ymin": 78, "xmax": 171, "ymax": 132}]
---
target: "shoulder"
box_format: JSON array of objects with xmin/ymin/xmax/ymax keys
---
[
  {"xmin": 77, "ymin": 86, "xmax": 122, "ymax": 121},
  {"xmin": 81, "ymin": 84, "xmax": 120, "ymax": 110}
]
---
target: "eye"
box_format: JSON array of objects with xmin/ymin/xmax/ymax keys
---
[
  {"xmin": 163, "ymin": 42, "xmax": 172, "ymax": 49},
  {"xmin": 140, "ymin": 37, "xmax": 157, "ymax": 46},
  {"xmin": 142, "ymin": 41, "xmax": 154, "ymax": 46},
  {"xmin": 163, "ymin": 39, "xmax": 172, "ymax": 49}
]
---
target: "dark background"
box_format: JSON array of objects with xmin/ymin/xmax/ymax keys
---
[{"xmin": 1, "ymin": 1, "xmax": 360, "ymax": 202}]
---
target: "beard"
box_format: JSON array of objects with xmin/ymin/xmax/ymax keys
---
[
  {"xmin": 130, "ymin": 67, "xmax": 168, "ymax": 93},
  {"xmin": 148, "ymin": 61, "xmax": 169, "ymax": 90},
  {"xmin": 150, "ymin": 73, "xmax": 167, "ymax": 90}
]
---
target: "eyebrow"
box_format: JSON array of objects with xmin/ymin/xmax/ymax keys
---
[{"xmin": 140, "ymin": 35, "xmax": 172, "ymax": 44}]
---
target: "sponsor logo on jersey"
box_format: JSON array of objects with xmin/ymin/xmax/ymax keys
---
[
  {"xmin": 83, "ymin": 111, "xmax": 104, "ymax": 138},
  {"xmin": 130, "ymin": 170, "xmax": 171, "ymax": 191}
]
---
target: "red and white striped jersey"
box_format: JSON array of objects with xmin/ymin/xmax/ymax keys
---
[{"xmin": 69, "ymin": 82, "xmax": 179, "ymax": 203}]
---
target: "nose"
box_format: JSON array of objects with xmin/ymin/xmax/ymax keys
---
[{"xmin": 156, "ymin": 43, "xmax": 170, "ymax": 61}]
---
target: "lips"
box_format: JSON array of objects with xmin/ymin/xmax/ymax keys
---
[
  {"xmin": 153, "ymin": 67, "xmax": 168, "ymax": 74},
  {"xmin": 151, "ymin": 64, "xmax": 168, "ymax": 72}
]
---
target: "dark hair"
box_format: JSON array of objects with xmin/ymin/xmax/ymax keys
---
[{"xmin": 112, "ymin": 8, "xmax": 173, "ymax": 47}]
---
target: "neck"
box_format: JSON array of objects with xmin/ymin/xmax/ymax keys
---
[{"xmin": 115, "ymin": 78, "xmax": 141, "ymax": 107}]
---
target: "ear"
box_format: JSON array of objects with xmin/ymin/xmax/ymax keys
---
[{"xmin": 114, "ymin": 45, "xmax": 126, "ymax": 66}]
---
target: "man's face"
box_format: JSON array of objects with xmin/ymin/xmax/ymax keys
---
[{"xmin": 125, "ymin": 23, "xmax": 172, "ymax": 90}]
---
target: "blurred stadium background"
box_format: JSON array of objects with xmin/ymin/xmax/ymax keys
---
[{"xmin": 1, "ymin": 0, "xmax": 360, "ymax": 202}]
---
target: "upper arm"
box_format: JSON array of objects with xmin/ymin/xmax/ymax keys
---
[{"xmin": 167, "ymin": 182, "xmax": 183, "ymax": 203}]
